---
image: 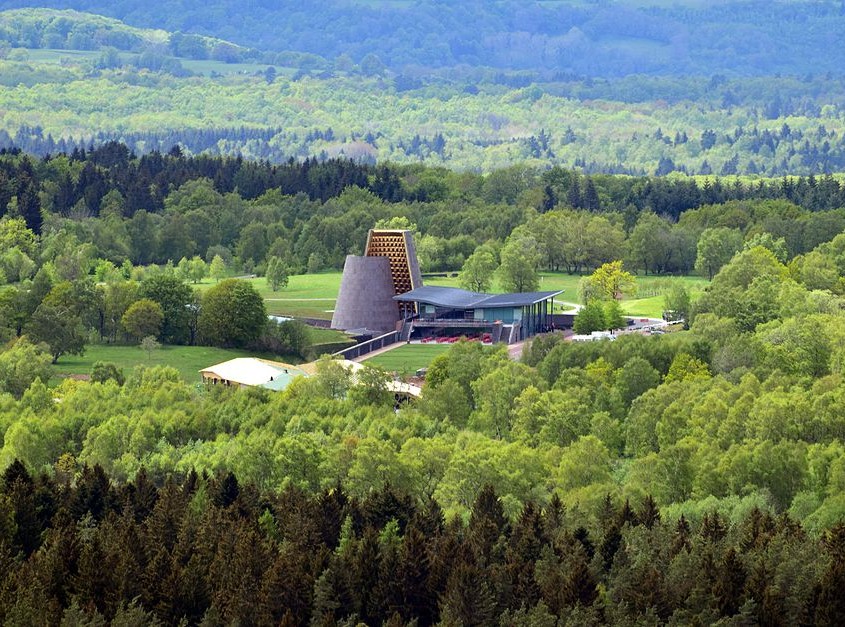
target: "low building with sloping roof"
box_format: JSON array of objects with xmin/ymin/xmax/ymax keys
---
[
  {"xmin": 200, "ymin": 357, "xmax": 421, "ymax": 400},
  {"xmin": 394, "ymin": 285, "xmax": 562, "ymax": 343},
  {"xmin": 199, "ymin": 358, "xmax": 306, "ymax": 391}
]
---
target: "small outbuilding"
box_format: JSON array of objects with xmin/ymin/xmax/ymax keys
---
[
  {"xmin": 200, "ymin": 357, "xmax": 422, "ymax": 400},
  {"xmin": 199, "ymin": 358, "xmax": 306, "ymax": 391}
]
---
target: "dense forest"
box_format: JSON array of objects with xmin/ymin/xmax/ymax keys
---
[
  {"xmin": 1, "ymin": 1, "xmax": 845, "ymax": 77},
  {"xmin": 3, "ymin": 461, "xmax": 845, "ymax": 625},
  {"xmin": 4, "ymin": 143, "xmax": 845, "ymax": 538},
  {"xmin": 1, "ymin": 8, "xmax": 845, "ymax": 174},
  {"xmin": 3, "ymin": 65, "xmax": 845, "ymax": 175},
  {"xmin": 1, "ymin": 144, "xmax": 845, "ymax": 271}
]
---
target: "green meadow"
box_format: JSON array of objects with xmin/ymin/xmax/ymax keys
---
[
  {"xmin": 50, "ymin": 344, "xmax": 290, "ymax": 383},
  {"xmin": 363, "ymin": 343, "xmax": 451, "ymax": 376}
]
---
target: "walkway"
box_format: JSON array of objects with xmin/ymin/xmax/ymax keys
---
[{"xmin": 507, "ymin": 340, "xmax": 527, "ymax": 361}]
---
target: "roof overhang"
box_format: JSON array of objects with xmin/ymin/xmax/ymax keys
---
[{"xmin": 393, "ymin": 286, "xmax": 563, "ymax": 309}]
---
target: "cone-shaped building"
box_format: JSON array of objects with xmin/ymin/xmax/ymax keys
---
[{"xmin": 331, "ymin": 255, "xmax": 400, "ymax": 334}]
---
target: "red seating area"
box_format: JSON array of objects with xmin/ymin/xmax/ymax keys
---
[{"xmin": 419, "ymin": 333, "xmax": 494, "ymax": 344}]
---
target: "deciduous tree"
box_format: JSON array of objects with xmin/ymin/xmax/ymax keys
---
[
  {"xmin": 198, "ymin": 279, "xmax": 266, "ymax": 347},
  {"xmin": 459, "ymin": 245, "xmax": 497, "ymax": 293}
]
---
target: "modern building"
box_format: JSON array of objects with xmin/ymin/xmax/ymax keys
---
[
  {"xmin": 331, "ymin": 229, "xmax": 423, "ymax": 335},
  {"xmin": 330, "ymin": 227, "xmax": 562, "ymax": 344},
  {"xmin": 394, "ymin": 285, "xmax": 562, "ymax": 344}
]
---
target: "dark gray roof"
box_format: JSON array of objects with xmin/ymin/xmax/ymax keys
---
[
  {"xmin": 394, "ymin": 286, "xmax": 563, "ymax": 308},
  {"xmin": 478, "ymin": 291, "xmax": 565, "ymax": 307}
]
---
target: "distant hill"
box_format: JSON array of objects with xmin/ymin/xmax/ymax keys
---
[
  {"xmin": 0, "ymin": 8, "xmax": 249, "ymax": 60},
  {"xmin": 0, "ymin": 1, "xmax": 844, "ymax": 77}
]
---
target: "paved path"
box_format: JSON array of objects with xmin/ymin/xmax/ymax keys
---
[
  {"xmin": 264, "ymin": 297, "xmax": 336, "ymax": 301},
  {"xmin": 507, "ymin": 340, "xmax": 527, "ymax": 361}
]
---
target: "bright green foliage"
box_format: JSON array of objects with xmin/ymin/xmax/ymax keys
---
[
  {"xmin": 139, "ymin": 335, "xmax": 160, "ymax": 359},
  {"xmin": 459, "ymin": 244, "xmax": 497, "ymax": 293},
  {"xmin": 573, "ymin": 301, "xmax": 606, "ymax": 335},
  {"xmin": 695, "ymin": 227, "xmax": 743, "ymax": 280},
  {"xmin": 693, "ymin": 246, "xmax": 788, "ymax": 330},
  {"xmin": 120, "ymin": 298, "xmax": 163, "ymax": 341},
  {"xmin": 90, "ymin": 361, "xmax": 125, "ymax": 386},
  {"xmin": 497, "ymin": 230, "xmax": 541, "ymax": 293},
  {"xmin": 0, "ymin": 247, "xmax": 36, "ymax": 283},
  {"xmin": 198, "ymin": 279, "xmax": 266, "ymax": 347},
  {"xmin": 309, "ymin": 355, "xmax": 352, "ymax": 399},
  {"xmin": 663, "ymin": 284, "xmax": 691, "ymax": 324},
  {"xmin": 603, "ymin": 300, "xmax": 627, "ymax": 331},
  {"xmin": 0, "ymin": 218, "xmax": 36, "ymax": 256},
  {"xmin": 744, "ymin": 232, "xmax": 790, "ymax": 263},
  {"xmin": 580, "ymin": 261, "xmax": 636, "ymax": 302},
  {"xmin": 614, "ymin": 357, "xmax": 661, "ymax": 410},
  {"xmin": 209, "ymin": 254, "xmax": 226, "ymax": 282},
  {"xmin": 471, "ymin": 361, "xmax": 543, "ymax": 439},
  {"xmin": 556, "ymin": 435, "xmax": 614, "ymax": 492},
  {"xmin": 188, "ymin": 256, "xmax": 207, "ymax": 283},
  {"xmin": 0, "ymin": 336, "xmax": 52, "ymax": 398},
  {"xmin": 348, "ymin": 364, "xmax": 392, "ymax": 406},
  {"xmin": 664, "ymin": 353, "xmax": 710, "ymax": 383},
  {"xmin": 265, "ymin": 256, "xmax": 289, "ymax": 292}
]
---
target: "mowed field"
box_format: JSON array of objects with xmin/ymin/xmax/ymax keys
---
[
  {"xmin": 195, "ymin": 273, "xmax": 340, "ymax": 319},
  {"xmin": 363, "ymin": 343, "xmax": 451, "ymax": 375},
  {"xmin": 50, "ymin": 344, "xmax": 292, "ymax": 383}
]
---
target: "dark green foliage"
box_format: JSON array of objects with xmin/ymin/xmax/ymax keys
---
[
  {"xmin": 140, "ymin": 273, "xmax": 194, "ymax": 344},
  {"xmin": 198, "ymin": 279, "xmax": 266, "ymax": 348},
  {"xmin": 0, "ymin": 464, "xmax": 836, "ymax": 625},
  {"xmin": 26, "ymin": 302, "xmax": 86, "ymax": 363},
  {"xmin": 90, "ymin": 360, "xmax": 125, "ymax": 385},
  {"xmin": 256, "ymin": 319, "xmax": 312, "ymax": 360}
]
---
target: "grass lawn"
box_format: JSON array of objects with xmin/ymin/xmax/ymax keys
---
[
  {"xmin": 196, "ymin": 273, "xmax": 341, "ymax": 319},
  {"xmin": 364, "ymin": 343, "xmax": 451, "ymax": 376},
  {"xmin": 310, "ymin": 327, "xmax": 351, "ymax": 343},
  {"xmin": 51, "ymin": 344, "xmax": 299, "ymax": 384}
]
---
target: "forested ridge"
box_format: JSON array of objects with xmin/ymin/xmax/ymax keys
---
[
  {"xmin": 2, "ymin": 144, "xmax": 845, "ymax": 271},
  {"xmin": 2, "ymin": 1, "xmax": 845, "ymax": 77},
  {"xmin": 4, "ymin": 69, "xmax": 845, "ymax": 175},
  {"xmin": 3, "ymin": 7, "xmax": 845, "ymax": 175}
]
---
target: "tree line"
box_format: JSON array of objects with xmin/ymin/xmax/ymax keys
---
[{"xmin": 2, "ymin": 146, "xmax": 845, "ymax": 279}]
